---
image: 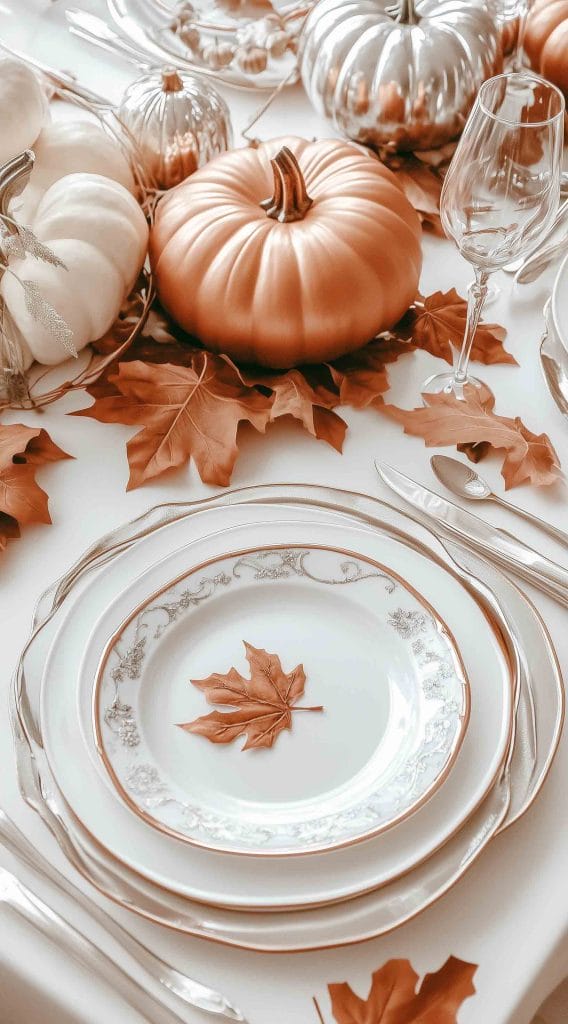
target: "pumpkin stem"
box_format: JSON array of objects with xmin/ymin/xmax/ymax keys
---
[
  {"xmin": 161, "ymin": 67, "xmax": 184, "ymax": 92},
  {"xmin": 260, "ymin": 146, "xmax": 313, "ymax": 224},
  {"xmin": 388, "ymin": 0, "xmax": 419, "ymax": 25}
]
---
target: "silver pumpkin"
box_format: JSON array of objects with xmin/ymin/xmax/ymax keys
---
[
  {"xmin": 298, "ymin": 0, "xmax": 504, "ymax": 152},
  {"xmin": 118, "ymin": 67, "xmax": 232, "ymax": 191}
]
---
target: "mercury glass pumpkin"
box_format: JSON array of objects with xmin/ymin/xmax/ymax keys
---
[
  {"xmin": 299, "ymin": 0, "xmax": 504, "ymax": 152},
  {"xmin": 118, "ymin": 67, "xmax": 232, "ymax": 190}
]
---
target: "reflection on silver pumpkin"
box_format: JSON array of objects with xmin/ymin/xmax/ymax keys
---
[
  {"xmin": 118, "ymin": 67, "xmax": 233, "ymax": 191},
  {"xmin": 299, "ymin": 0, "xmax": 504, "ymax": 152}
]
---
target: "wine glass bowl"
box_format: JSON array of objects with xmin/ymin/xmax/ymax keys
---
[
  {"xmin": 441, "ymin": 75, "xmax": 564, "ymax": 271},
  {"xmin": 423, "ymin": 72, "xmax": 564, "ymax": 400}
]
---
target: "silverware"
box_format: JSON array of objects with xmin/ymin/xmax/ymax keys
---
[
  {"xmin": 0, "ymin": 39, "xmax": 111, "ymax": 107},
  {"xmin": 375, "ymin": 463, "xmax": 568, "ymax": 607},
  {"xmin": 0, "ymin": 810, "xmax": 244, "ymax": 1021},
  {"xmin": 540, "ymin": 298, "xmax": 568, "ymax": 419},
  {"xmin": 0, "ymin": 853, "xmax": 238, "ymax": 1023},
  {"xmin": 431, "ymin": 454, "xmax": 568, "ymax": 549},
  {"xmin": 65, "ymin": 9, "xmax": 156, "ymax": 73},
  {"xmin": 503, "ymin": 196, "xmax": 568, "ymax": 275},
  {"xmin": 515, "ymin": 233, "xmax": 568, "ymax": 285}
]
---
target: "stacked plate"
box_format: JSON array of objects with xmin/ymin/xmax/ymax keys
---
[{"xmin": 14, "ymin": 484, "xmax": 563, "ymax": 951}]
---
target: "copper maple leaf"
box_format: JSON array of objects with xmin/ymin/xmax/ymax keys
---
[
  {"xmin": 179, "ymin": 641, "xmax": 323, "ymax": 751},
  {"xmin": 385, "ymin": 387, "xmax": 561, "ymax": 489},
  {"xmin": 399, "ymin": 290, "xmax": 515, "ymax": 366},
  {"xmin": 328, "ymin": 337, "xmax": 414, "ymax": 409},
  {"xmin": 321, "ymin": 956, "xmax": 477, "ymax": 1024},
  {"xmin": 0, "ymin": 424, "xmax": 71, "ymax": 553},
  {"xmin": 73, "ymin": 353, "xmax": 274, "ymax": 489},
  {"xmin": 227, "ymin": 359, "xmax": 347, "ymax": 453}
]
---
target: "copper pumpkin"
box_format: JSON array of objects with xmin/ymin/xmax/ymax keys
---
[
  {"xmin": 149, "ymin": 137, "xmax": 422, "ymax": 368},
  {"xmin": 524, "ymin": 0, "xmax": 568, "ymax": 98}
]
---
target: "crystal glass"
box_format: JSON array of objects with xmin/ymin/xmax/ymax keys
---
[
  {"xmin": 423, "ymin": 72, "xmax": 565, "ymax": 400},
  {"xmin": 491, "ymin": 0, "xmax": 535, "ymax": 72}
]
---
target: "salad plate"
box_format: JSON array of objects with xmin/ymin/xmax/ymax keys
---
[
  {"xmin": 41, "ymin": 510, "xmax": 512, "ymax": 909},
  {"xmin": 94, "ymin": 537, "xmax": 469, "ymax": 856}
]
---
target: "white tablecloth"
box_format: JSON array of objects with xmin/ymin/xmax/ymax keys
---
[{"xmin": 0, "ymin": 4, "xmax": 567, "ymax": 1022}]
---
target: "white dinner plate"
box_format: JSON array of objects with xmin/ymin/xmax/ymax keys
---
[
  {"xmin": 41, "ymin": 506, "xmax": 513, "ymax": 910},
  {"xmin": 93, "ymin": 532, "xmax": 469, "ymax": 856},
  {"xmin": 26, "ymin": 486, "xmax": 561, "ymax": 951}
]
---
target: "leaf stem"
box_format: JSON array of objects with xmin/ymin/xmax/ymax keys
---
[
  {"xmin": 292, "ymin": 705, "xmax": 324, "ymax": 712},
  {"xmin": 313, "ymin": 997, "xmax": 326, "ymax": 1024}
]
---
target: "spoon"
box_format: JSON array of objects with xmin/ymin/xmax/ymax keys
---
[{"xmin": 430, "ymin": 455, "xmax": 568, "ymax": 549}]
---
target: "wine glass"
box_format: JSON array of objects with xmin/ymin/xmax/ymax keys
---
[
  {"xmin": 492, "ymin": 0, "xmax": 535, "ymax": 72},
  {"xmin": 423, "ymin": 72, "xmax": 564, "ymax": 400}
]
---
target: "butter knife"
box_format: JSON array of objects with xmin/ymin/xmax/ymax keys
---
[{"xmin": 375, "ymin": 463, "xmax": 568, "ymax": 607}]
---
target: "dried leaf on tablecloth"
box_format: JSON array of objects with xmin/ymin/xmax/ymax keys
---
[
  {"xmin": 323, "ymin": 956, "xmax": 477, "ymax": 1024},
  {"xmin": 229, "ymin": 359, "xmax": 346, "ymax": 452},
  {"xmin": 180, "ymin": 641, "xmax": 323, "ymax": 752},
  {"xmin": 0, "ymin": 423, "xmax": 72, "ymax": 552},
  {"xmin": 400, "ymin": 289, "xmax": 516, "ymax": 366},
  {"xmin": 73, "ymin": 353, "xmax": 273, "ymax": 489},
  {"xmin": 385, "ymin": 387, "xmax": 561, "ymax": 489},
  {"xmin": 328, "ymin": 337, "xmax": 414, "ymax": 409}
]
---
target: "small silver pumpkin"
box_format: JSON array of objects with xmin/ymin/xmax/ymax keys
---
[
  {"xmin": 118, "ymin": 67, "xmax": 233, "ymax": 191},
  {"xmin": 299, "ymin": 0, "xmax": 504, "ymax": 152}
]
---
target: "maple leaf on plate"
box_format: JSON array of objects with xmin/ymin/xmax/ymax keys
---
[
  {"xmin": 324, "ymin": 956, "xmax": 477, "ymax": 1024},
  {"xmin": 385, "ymin": 387, "xmax": 561, "ymax": 489},
  {"xmin": 402, "ymin": 290, "xmax": 516, "ymax": 366},
  {"xmin": 228, "ymin": 360, "xmax": 347, "ymax": 453},
  {"xmin": 73, "ymin": 352, "xmax": 274, "ymax": 489},
  {"xmin": 179, "ymin": 641, "xmax": 323, "ymax": 752},
  {"xmin": 0, "ymin": 423, "xmax": 71, "ymax": 553}
]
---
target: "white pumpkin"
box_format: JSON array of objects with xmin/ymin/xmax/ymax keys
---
[
  {"xmin": 0, "ymin": 59, "xmax": 49, "ymax": 166},
  {"xmin": 1, "ymin": 172, "xmax": 148, "ymax": 367},
  {"xmin": 19, "ymin": 120, "xmax": 136, "ymax": 222}
]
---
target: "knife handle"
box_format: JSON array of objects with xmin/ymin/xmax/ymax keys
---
[{"xmin": 467, "ymin": 525, "xmax": 568, "ymax": 608}]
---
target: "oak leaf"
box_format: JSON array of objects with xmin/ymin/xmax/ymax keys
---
[
  {"xmin": 179, "ymin": 641, "xmax": 323, "ymax": 751},
  {"xmin": 0, "ymin": 423, "xmax": 71, "ymax": 552},
  {"xmin": 326, "ymin": 956, "xmax": 477, "ymax": 1024},
  {"xmin": 401, "ymin": 290, "xmax": 516, "ymax": 366},
  {"xmin": 385, "ymin": 387, "xmax": 561, "ymax": 489},
  {"xmin": 73, "ymin": 353, "xmax": 274, "ymax": 489}
]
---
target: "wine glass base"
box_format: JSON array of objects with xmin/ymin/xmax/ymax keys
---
[{"xmin": 421, "ymin": 371, "xmax": 488, "ymax": 402}]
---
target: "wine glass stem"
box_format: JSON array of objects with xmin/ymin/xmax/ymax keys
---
[
  {"xmin": 512, "ymin": 0, "xmax": 530, "ymax": 72},
  {"xmin": 454, "ymin": 268, "xmax": 490, "ymax": 385}
]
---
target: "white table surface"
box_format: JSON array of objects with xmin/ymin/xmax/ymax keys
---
[{"xmin": 0, "ymin": 4, "xmax": 567, "ymax": 1023}]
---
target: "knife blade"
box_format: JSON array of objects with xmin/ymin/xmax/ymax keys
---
[{"xmin": 375, "ymin": 463, "xmax": 568, "ymax": 607}]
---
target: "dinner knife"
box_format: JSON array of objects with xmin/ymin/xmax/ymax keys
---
[{"xmin": 375, "ymin": 463, "xmax": 568, "ymax": 607}]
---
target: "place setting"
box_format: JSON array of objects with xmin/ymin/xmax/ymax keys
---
[{"xmin": 0, "ymin": 1, "xmax": 567, "ymax": 1022}]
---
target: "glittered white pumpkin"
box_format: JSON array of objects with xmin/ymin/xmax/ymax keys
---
[
  {"xmin": 19, "ymin": 120, "xmax": 136, "ymax": 222},
  {"xmin": 0, "ymin": 58, "xmax": 49, "ymax": 166},
  {"xmin": 2, "ymin": 172, "xmax": 148, "ymax": 367}
]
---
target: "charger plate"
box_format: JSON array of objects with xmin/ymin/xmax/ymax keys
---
[
  {"xmin": 14, "ymin": 486, "xmax": 563, "ymax": 950},
  {"xmin": 41, "ymin": 509, "xmax": 510, "ymax": 910},
  {"xmin": 92, "ymin": 526, "xmax": 469, "ymax": 856}
]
